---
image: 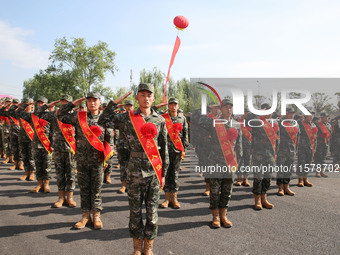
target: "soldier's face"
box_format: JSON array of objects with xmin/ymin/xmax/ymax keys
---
[
  {"xmin": 124, "ymin": 105, "xmax": 134, "ymax": 112},
  {"xmin": 211, "ymin": 107, "xmax": 220, "ymax": 116},
  {"xmin": 304, "ymin": 115, "xmax": 313, "ymax": 122},
  {"xmin": 136, "ymin": 91, "xmax": 155, "ymax": 108},
  {"xmin": 221, "ymin": 104, "xmax": 233, "ymax": 118},
  {"xmin": 321, "ymin": 116, "xmax": 328, "ymax": 123},
  {"xmin": 61, "ymin": 100, "xmax": 68, "ymax": 106},
  {"xmin": 87, "ymin": 98, "xmax": 101, "ymax": 112},
  {"xmin": 286, "ymin": 113, "xmax": 294, "ymax": 119},
  {"xmin": 169, "ymin": 102, "xmax": 179, "ymax": 113},
  {"xmin": 25, "ymin": 104, "xmax": 33, "ymax": 112},
  {"xmin": 37, "ymin": 101, "xmax": 44, "ymax": 107}
]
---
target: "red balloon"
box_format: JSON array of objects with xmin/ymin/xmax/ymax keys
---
[{"xmin": 173, "ymin": 15, "xmax": 189, "ymax": 30}]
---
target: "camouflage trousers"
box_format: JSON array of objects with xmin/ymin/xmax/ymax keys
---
[
  {"xmin": 54, "ymin": 151, "xmax": 76, "ymax": 192},
  {"xmin": 314, "ymin": 144, "xmax": 328, "ymax": 165},
  {"xmin": 163, "ymin": 150, "xmax": 182, "ymax": 192},
  {"xmin": 237, "ymin": 147, "xmax": 251, "ymax": 178},
  {"xmin": 104, "ymin": 156, "xmax": 114, "ymax": 174},
  {"xmin": 127, "ymin": 173, "xmax": 160, "ymax": 240},
  {"xmin": 20, "ymin": 138, "xmax": 35, "ymax": 171},
  {"xmin": 33, "ymin": 148, "xmax": 51, "ymax": 180},
  {"xmin": 77, "ymin": 160, "xmax": 104, "ymax": 212},
  {"xmin": 0, "ymin": 129, "xmax": 3, "ymax": 150},
  {"xmin": 10, "ymin": 133, "xmax": 22, "ymax": 161},
  {"xmin": 276, "ymin": 151, "xmax": 295, "ymax": 185},
  {"xmin": 332, "ymin": 138, "xmax": 340, "ymax": 165},
  {"xmin": 209, "ymin": 177, "xmax": 234, "ymax": 210},
  {"xmin": 2, "ymin": 131, "xmax": 11, "ymax": 156},
  {"xmin": 252, "ymin": 156, "xmax": 274, "ymax": 195},
  {"xmin": 297, "ymin": 147, "xmax": 313, "ymax": 177},
  {"xmin": 118, "ymin": 146, "xmax": 129, "ymax": 181}
]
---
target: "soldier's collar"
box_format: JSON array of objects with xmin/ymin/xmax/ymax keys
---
[{"xmin": 135, "ymin": 108, "xmax": 158, "ymax": 117}]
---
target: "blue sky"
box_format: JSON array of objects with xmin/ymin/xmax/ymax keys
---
[{"xmin": 1, "ymin": 0, "xmax": 340, "ymax": 99}]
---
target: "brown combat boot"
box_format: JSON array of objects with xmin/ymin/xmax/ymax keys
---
[
  {"xmin": 261, "ymin": 194, "xmax": 274, "ymax": 209},
  {"xmin": 212, "ymin": 209, "xmax": 221, "ymax": 228},
  {"xmin": 74, "ymin": 211, "xmax": 91, "ymax": 229},
  {"xmin": 132, "ymin": 238, "xmax": 143, "ymax": 255},
  {"xmin": 320, "ymin": 170, "xmax": 328, "ymax": 177},
  {"xmin": 243, "ymin": 177, "xmax": 250, "ymax": 187},
  {"xmin": 17, "ymin": 161, "xmax": 24, "ymax": 170},
  {"xmin": 277, "ymin": 185, "xmax": 284, "ymax": 196},
  {"xmin": 9, "ymin": 155, "xmax": 14, "ymax": 163},
  {"xmin": 30, "ymin": 180, "xmax": 43, "ymax": 193},
  {"xmin": 27, "ymin": 171, "xmax": 35, "ymax": 181},
  {"xmin": 0, "ymin": 150, "xmax": 3, "ymax": 158},
  {"xmin": 254, "ymin": 194, "xmax": 263, "ymax": 210},
  {"xmin": 297, "ymin": 177, "xmax": 304, "ymax": 187},
  {"xmin": 93, "ymin": 210, "xmax": 103, "ymax": 230},
  {"xmin": 235, "ymin": 177, "xmax": 242, "ymax": 186},
  {"xmin": 18, "ymin": 170, "xmax": 29, "ymax": 181},
  {"xmin": 219, "ymin": 208, "xmax": 232, "ymax": 228},
  {"xmin": 284, "ymin": 184, "xmax": 295, "ymax": 196},
  {"xmin": 104, "ymin": 172, "xmax": 111, "ymax": 184},
  {"xmin": 53, "ymin": 191, "xmax": 66, "ymax": 208},
  {"xmin": 2, "ymin": 156, "xmax": 10, "ymax": 164},
  {"xmin": 160, "ymin": 192, "xmax": 171, "ymax": 208},
  {"xmin": 143, "ymin": 238, "xmax": 154, "ymax": 255},
  {"xmin": 118, "ymin": 180, "xmax": 127, "ymax": 193},
  {"xmin": 171, "ymin": 192, "xmax": 181, "ymax": 209},
  {"xmin": 203, "ymin": 182, "xmax": 210, "ymax": 196},
  {"xmin": 303, "ymin": 177, "xmax": 313, "ymax": 187},
  {"xmin": 315, "ymin": 172, "xmax": 321, "ymax": 177},
  {"xmin": 9, "ymin": 161, "xmax": 17, "ymax": 170},
  {"xmin": 66, "ymin": 191, "xmax": 77, "ymax": 207},
  {"xmin": 43, "ymin": 180, "xmax": 51, "ymax": 193}
]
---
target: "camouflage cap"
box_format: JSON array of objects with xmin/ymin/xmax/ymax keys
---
[
  {"xmin": 286, "ymin": 107, "xmax": 295, "ymax": 114},
  {"xmin": 320, "ymin": 112, "xmax": 329, "ymax": 117},
  {"xmin": 22, "ymin": 98, "xmax": 33, "ymax": 103},
  {"xmin": 178, "ymin": 108, "xmax": 183, "ymax": 113},
  {"xmin": 168, "ymin": 97, "xmax": 179, "ymax": 104},
  {"xmin": 305, "ymin": 106, "xmax": 315, "ymax": 114},
  {"xmin": 12, "ymin": 99, "xmax": 20, "ymax": 103},
  {"xmin": 80, "ymin": 102, "xmax": 86, "ymax": 107},
  {"xmin": 101, "ymin": 103, "xmax": 108, "ymax": 107},
  {"xmin": 37, "ymin": 97, "xmax": 48, "ymax": 103},
  {"xmin": 244, "ymin": 106, "xmax": 250, "ymax": 112},
  {"xmin": 124, "ymin": 99, "xmax": 134, "ymax": 106},
  {"xmin": 5, "ymin": 97, "xmax": 12, "ymax": 102},
  {"xmin": 60, "ymin": 94, "xmax": 73, "ymax": 102},
  {"xmin": 137, "ymin": 83, "xmax": 154, "ymax": 93},
  {"xmin": 221, "ymin": 98, "xmax": 233, "ymax": 106},
  {"xmin": 86, "ymin": 92, "xmax": 101, "ymax": 99},
  {"xmin": 261, "ymin": 103, "xmax": 271, "ymax": 109}
]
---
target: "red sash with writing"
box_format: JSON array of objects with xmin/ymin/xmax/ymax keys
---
[
  {"xmin": 10, "ymin": 117, "xmax": 20, "ymax": 126},
  {"xmin": 284, "ymin": 121, "xmax": 298, "ymax": 147},
  {"xmin": 129, "ymin": 111, "xmax": 163, "ymax": 186},
  {"xmin": 302, "ymin": 120, "xmax": 316, "ymax": 152},
  {"xmin": 78, "ymin": 111, "xmax": 113, "ymax": 162},
  {"xmin": 20, "ymin": 118, "xmax": 34, "ymax": 141},
  {"xmin": 162, "ymin": 113, "xmax": 184, "ymax": 158},
  {"xmin": 31, "ymin": 113, "xmax": 51, "ymax": 153},
  {"xmin": 318, "ymin": 121, "xmax": 331, "ymax": 144},
  {"xmin": 239, "ymin": 118, "xmax": 252, "ymax": 143},
  {"xmin": 214, "ymin": 123, "xmax": 238, "ymax": 170},
  {"xmin": 56, "ymin": 111, "xmax": 76, "ymax": 154},
  {"xmin": 259, "ymin": 117, "xmax": 278, "ymax": 155}
]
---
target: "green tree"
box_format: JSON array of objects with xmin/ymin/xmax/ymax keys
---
[{"xmin": 311, "ymin": 92, "xmax": 334, "ymax": 114}]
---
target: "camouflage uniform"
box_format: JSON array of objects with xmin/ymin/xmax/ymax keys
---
[
  {"xmin": 98, "ymin": 89, "xmax": 168, "ymax": 240},
  {"xmin": 236, "ymin": 117, "xmax": 251, "ymax": 179},
  {"xmin": 314, "ymin": 113, "xmax": 332, "ymax": 168},
  {"xmin": 35, "ymin": 97, "xmax": 76, "ymax": 192},
  {"xmin": 17, "ymin": 98, "xmax": 52, "ymax": 181},
  {"xmin": 0, "ymin": 102, "xmax": 12, "ymax": 158},
  {"xmin": 57, "ymin": 94, "xmax": 111, "ymax": 212},
  {"xmin": 331, "ymin": 118, "xmax": 340, "ymax": 165}
]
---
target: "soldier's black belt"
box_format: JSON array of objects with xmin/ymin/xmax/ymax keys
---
[{"xmin": 130, "ymin": 151, "xmax": 148, "ymax": 159}]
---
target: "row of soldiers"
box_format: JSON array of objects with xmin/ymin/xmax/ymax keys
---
[{"xmin": 0, "ymin": 83, "xmax": 189, "ymax": 255}]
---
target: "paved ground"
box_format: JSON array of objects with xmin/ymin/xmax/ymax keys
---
[{"xmin": 0, "ymin": 149, "xmax": 339, "ymax": 255}]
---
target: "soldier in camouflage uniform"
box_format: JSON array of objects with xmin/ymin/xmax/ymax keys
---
[
  {"xmin": 17, "ymin": 97, "xmax": 52, "ymax": 193},
  {"xmin": 58, "ymin": 92, "xmax": 112, "ymax": 230},
  {"xmin": 35, "ymin": 95, "xmax": 77, "ymax": 208},
  {"xmin": 297, "ymin": 107, "xmax": 317, "ymax": 187},
  {"xmin": 99, "ymin": 83, "xmax": 169, "ymax": 255},
  {"xmin": 314, "ymin": 112, "xmax": 332, "ymax": 178},
  {"xmin": 276, "ymin": 107, "xmax": 299, "ymax": 196},
  {"xmin": 199, "ymin": 99, "xmax": 242, "ymax": 228},
  {"xmin": 8, "ymin": 98, "xmax": 36, "ymax": 181},
  {"xmin": 160, "ymin": 97, "xmax": 189, "ymax": 209},
  {"xmin": 331, "ymin": 116, "xmax": 340, "ymax": 168},
  {"xmin": 245, "ymin": 103, "xmax": 279, "ymax": 210},
  {"xmin": 0, "ymin": 98, "xmax": 14, "ymax": 164}
]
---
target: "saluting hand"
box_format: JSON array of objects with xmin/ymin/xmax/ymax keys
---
[
  {"xmin": 46, "ymin": 100, "xmax": 61, "ymax": 108},
  {"xmin": 155, "ymin": 103, "xmax": 168, "ymax": 109},
  {"xmin": 72, "ymin": 97, "xmax": 86, "ymax": 107},
  {"xmin": 113, "ymin": 91, "xmax": 133, "ymax": 104}
]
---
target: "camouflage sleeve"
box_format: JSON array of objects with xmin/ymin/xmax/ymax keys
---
[
  {"xmin": 182, "ymin": 117, "xmax": 189, "ymax": 149},
  {"xmin": 98, "ymin": 100, "xmax": 124, "ymax": 128},
  {"xmin": 235, "ymin": 127, "xmax": 243, "ymax": 159},
  {"xmin": 35, "ymin": 104, "xmax": 54, "ymax": 122},
  {"xmin": 7, "ymin": 105, "xmax": 18, "ymax": 117},
  {"xmin": 0, "ymin": 107, "xmax": 6, "ymax": 116},
  {"xmin": 1, "ymin": 106, "xmax": 13, "ymax": 117},
  {"xmin": 17, "ymin": 103, "xmax": 32, "ymax": 122},
  {"xmin": 57, "ymin": 102, "xmax": 77, "ymax": 125},
  {"xmin": 158, "ymin": 119, "xmax": 169, "ymax": 177}
]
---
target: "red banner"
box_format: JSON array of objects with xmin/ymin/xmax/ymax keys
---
[
  {"xmin": 318, "ymin": 121, "xmax": 331, "ymax": 144},
  {"xmin": 20, "ymin": 118, "xmax": 34, "ymax": 141},
  {"xmin": 10, "ymin": 117, "xmax": 20, "ymax": 126},
  {"xmin": 302, "ymin": 120, "xmax": 316, "ymax": 152},
  {"xmin": 31, "ymin": 113, "xmax": 51, "ymax": 153},
  {"xmin": 239, "ymin": 118, "xmax": 252, "ymax": 143},
  {"xmin": 259, "ymin": 117, "xmax": 278, "ymax": 156},
  {"xmin": 129, "ymin": 111, "xmax": 163, "ymax": 186},
  {"xmin": 162, "ymin": 113, "xmax": 184, "ymax": 158},
  {"xmin": 56, "ymin": 111, "xmax": 76, "ymax": 154},
  {"xmin": 283, "ymin": 122, "xmax": 298, "ymax": 147}
]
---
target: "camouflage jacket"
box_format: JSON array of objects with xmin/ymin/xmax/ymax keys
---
[
  {"xmin": 57, "ymin": 102, "xmax": 111, "ymax": 163},
  {"xmin": 0, "ymin": 107, "xmax": 11, "ymax": 134},
  {"xmin": 98, "ymin": 101, "xmax": 169, "ymax": 178},
  {"xmin": 277, "ymin": 117, "xmax": 300, "ymax": 156},
  {"xmin": 164, "ymin": 113, "xmax": 189, "ymax": 154},
  {"xmin": 314, "ymin": 120, "xmax": 332, "ymax": 147},
  {"xmin": 1, "ymin": 105, "xmax": 20, "ymax": 135},
  {"xmin": 297, "ymin": 119, "xmax": 317, "ymax": 151},
  {"xmin": 7, "ymin": 105, "xmax": 33, "ymax": 143}
]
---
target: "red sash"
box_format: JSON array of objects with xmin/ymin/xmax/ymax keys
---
[
  {"xmin": 129, "ymin": 111, "xmax": 163, "ymax": 186},
  {"xmin": 1, "ymin": 116, "xmax": 10, "ymax": 126},
  {"xmin": 259, "ymin": 117, "xmax": 277, "ymax": 155},
  {"xmin": 283, "ymin": 121, "xmax": 298, "ymax": 147},
  {"xmin": 10, "ymin": 117, "xmax": 20, "ymax": 126},
  {"xmin": 302, "ymin": 120, "xmax": 316, "ymax": 152},
  {"xmin": 215, "ymin": 123, "xmax": 238, "ymax": 171},
  {"xmin": 162, "ymin": 113, "xmax": 184, "ymax": 158},
  {"xmin": 31, "ymin": 113, "xmax": 52, "ymax": 153},
  {"xmin": 56, "ymin": 111, "xmax": 76, "ymax": 154},
  {"xmin": 78, "ymin": 111, "xmax": 113, "ymax": 162},
  {"xmin": 318, "ymin": 121, "xmax": 331, "ymax": 144},
  {"xmin": 239, "ymin": 118, "xmax": 252, "ymax": 143},
  {"xmin": 20, "ymin": 118, "xmax": 34, "ymax": 141}
]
